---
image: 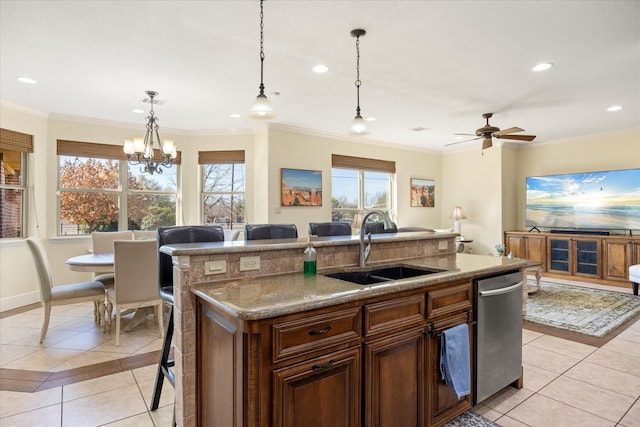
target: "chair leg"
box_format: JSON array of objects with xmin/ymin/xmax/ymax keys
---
[
  {"xmin": 157, "ymin": 303, "xmax": 165, "ymax": 339},
  {"xmin": 40, "ymin": 302, "xmax": 51, "ymax": 343},
  {"xmin": 151, "ymin": 305, "xmax": 174, "ymax": 411},
  {"xmin": 633, "ymin": 282, "xmax": 639, "ymax": 296},
  {"xmin": 106, "ymin": 300, "xmax": 113, "ymax": 333},
  {"xmin": 115, "ymin": 309, "xmax": 121, "ymax": 347}
]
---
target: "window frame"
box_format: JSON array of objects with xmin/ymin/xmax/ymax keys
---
[
  {"xmin": 56, "ymin": 140, "xmax": 180, "ymax": 236},
  {"xmin": 0, "ymin": 128, "xmax": 33, "ymax": 240},
  {"xmin": 199, "ymin": 150, "xmax": 246, "ymax": 230}
]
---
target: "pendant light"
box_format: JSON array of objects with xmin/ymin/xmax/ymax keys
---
[
  {"xmin": 249, "ymin": 0, "xmax": 275, "ymax": 119},
  {"xmin": 349, "ymin": 28, "xmax": 368, "ymax": 135},
  {"xmin": 123, "ymin": 91, "xmax": 177, "ymax": 175}
]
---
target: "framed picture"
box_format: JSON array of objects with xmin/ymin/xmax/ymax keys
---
[
  {"xmin": 410, "ymin": 178, "xmax": 435, "ymax": 207},
  {"xmin": 281, "ymin": 168, "xmax": 322, "ymax": 206}
]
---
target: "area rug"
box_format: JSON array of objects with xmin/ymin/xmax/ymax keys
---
[
  {"xmin": 443, "ymin": 411, "xmax": 501, "ymax": 427},
  {"xmin": 523, "ymin": 278, "xmax": 640, "ymax": 345}
]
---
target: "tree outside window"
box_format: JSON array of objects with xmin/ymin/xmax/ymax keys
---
[
  {"xmin": 331, "ymin": 168, "xmax": 391, "ymax": 222},
  {"xmin": 58, "ymin": 155, "xmax": 177, "ymax": 235},
  {"xmin": 202, "ymin": 163, "xmax": 245, "ymax": 229}
]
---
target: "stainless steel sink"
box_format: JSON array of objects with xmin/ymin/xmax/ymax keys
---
[{"xmin": 325, "ymin": 265, "xmax": 444, "ymax": 285}]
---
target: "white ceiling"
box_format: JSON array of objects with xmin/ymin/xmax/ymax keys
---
[{"xmin": 1, "ymin": 0, "xmax": 639, "ymax": 151}]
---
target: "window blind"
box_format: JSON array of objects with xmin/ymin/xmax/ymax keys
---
[
  {"xmin": 198, "ymin": 150, "xmax": 245, "ymax": 164},
  {"xmin": 57, "ymin": 139, "xmax": 181, "ymax": 164},
  {"xmin": 0, "ymin": 128, "xmax": 34, "ymax": 153},
  {"xmin": 331, "ymin": 154, "xmax": 395, "ymax": 173}
]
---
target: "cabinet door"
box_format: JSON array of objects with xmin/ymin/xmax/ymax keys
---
[
  {"xmin": 573, "ymin": 238, "xmax": 600, "ymax": 278},
  {"xmin": 524, "ymin": 235, "xmax": 546, "ymax": 271},
  {"xmin": 603, "ymin": 239, "xmax": 631, "ymax": 281},
  {"xmin": 426, "ymin": 313, "xmax": 472, "ymax": 427},
  {"xmin": 548, "ymin": 237, "xmax": 571, "ymax": 275},
  {"xmin": 273, "ymin": 346, "xmax": 361, "ymax": 427},
  {"xmin": 364, "ymin": 328, "xmax": 425, "ymax": 427},
  {"xmin": 505, "ymin": 234, "xmax": 525, "ymax": 258}
]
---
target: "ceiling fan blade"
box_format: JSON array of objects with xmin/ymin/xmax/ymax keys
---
[
  {"xmin": 454, "ymin": 133, "xmax": 476, "ymax": 136},
  {"xmin": 493, "ymin": 127, "xmax": 524, "ymax": 136},
  {"xmin": 496, "ymin": 134, "xmax": 536, "ymax": 141},
  {"xmin": 445, "ymin": 136, "xmax": 481, "ymax": 146},
  {"xmin": 482, "ymin": 138, "xmax": 493, "ymax": 150}
]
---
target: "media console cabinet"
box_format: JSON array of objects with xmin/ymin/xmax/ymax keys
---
[{"xmin": 505, "ymin": 231, "xmax": 640, "ymax": 287}]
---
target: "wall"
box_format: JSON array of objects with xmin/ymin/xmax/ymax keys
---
[
  {"xmin": 1, "ymin": 102, "xmax": 638, "ymax": 312},
  {"xmin": 265, "ymin": 126, "xmax": 443, "ymax": 235}
]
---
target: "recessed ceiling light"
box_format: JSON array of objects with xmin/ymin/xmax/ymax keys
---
[
  {"xmin": 365, "ymin": 117, "xmax": 376, "ymax": 122},
  {"xmin": 16, "ymin": 76, "xmax": 37, "ymax": 84},
  {"xmin": 312, "ymin": 64, "xmax": 328, "ymax": 73},
  {"xmin": 229, "ymin": 113, "xmax": 241, "ymax": 118},
  {"xmin": 132, "ymin": 109, "xmax": 145, "ymax": 114},
  {"xmin": 607, "ymin": 105, "xmax": 623, "ymax": 112},
  {"xmin": 531, "ymin": 62, "xmax": 553, "ymax": 72}
]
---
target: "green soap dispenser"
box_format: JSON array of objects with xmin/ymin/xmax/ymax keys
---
[{"xmin": 303, "ymin": 241, "xmax": 317, "ymax": 277}]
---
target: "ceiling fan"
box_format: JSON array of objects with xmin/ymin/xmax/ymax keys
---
[{"xmin": 447, "ymin": 112, "xmax": 537, "ymax": 150}]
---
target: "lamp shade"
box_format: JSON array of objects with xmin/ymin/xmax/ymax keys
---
[
  {"xmin": 450, "ymin": 206, "xmax": 467, "ymax": 220},
  {"xmin": 249, "ymin": 94, "xmax": 275, "ymax": 119}
]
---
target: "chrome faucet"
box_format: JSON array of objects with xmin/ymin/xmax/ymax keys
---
[{"xmin": 358, "ymin": 210, "xmax": 394, "ymax": 267}]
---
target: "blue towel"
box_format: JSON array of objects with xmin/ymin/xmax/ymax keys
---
[{"xmin": 439, "ymin": 323, "xmax": 471, "ymax": 399}]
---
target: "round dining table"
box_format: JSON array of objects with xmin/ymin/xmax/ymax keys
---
[{"xmin": 66, "ymin": 253, "xmax": 114, "ymax": 272}]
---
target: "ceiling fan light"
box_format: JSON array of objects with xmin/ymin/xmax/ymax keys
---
[
  {"xmin": 482, "ymin": 138, "xmax": 493, "ymax": 150},
  {"xmin": 349, "ymin": 115, "xmax": 369, "ymax": 135},
  {"xmin": 249, "ymin": 94, "xmax": 276, "ymax": 119}
]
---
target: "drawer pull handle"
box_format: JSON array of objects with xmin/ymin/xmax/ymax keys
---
[
  {"xmin": 312, "ymin": 360, "xmax": 335, "ymax": 371},
  {"xmin": 309, "ymin": 326, "xmax": 332, "ymax": 336}
]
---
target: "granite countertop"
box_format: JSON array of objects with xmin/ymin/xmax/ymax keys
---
[{"xmin": 191, "ymin": 253, "xmax": 527, "ymax": 320}]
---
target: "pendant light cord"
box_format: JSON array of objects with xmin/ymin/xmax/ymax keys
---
[
  {"xmin": 258, "ymin": 0, "xmax": 265, "ymax": 95},
  {"xmin": 355, "ymin": 33, "xmax": 362, "ymax": 117}
]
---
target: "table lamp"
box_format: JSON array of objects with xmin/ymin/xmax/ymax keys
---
[{"xmin": 450, "ymin": 206, "xmax": 467, "ymax": 239}]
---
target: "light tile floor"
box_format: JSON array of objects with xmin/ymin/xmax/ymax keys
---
[{"xmin": 1, "ymin": 285, "xmax": 639, "ymax": 426}]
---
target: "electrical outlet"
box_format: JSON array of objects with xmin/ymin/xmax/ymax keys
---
[
  {"xmin": 205, "ymin": 260, "xmax": 226, "ymax": 275},
  {"xmin": 438, "ymin": 240, "xmax": 448, "ymax": 250},
  {"xmin": 240, "ymin": 256, "xmax": 261, "ymax": 271}
]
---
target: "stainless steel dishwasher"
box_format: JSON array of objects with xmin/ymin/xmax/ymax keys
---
[{"xmin": 475, "ymin": 271, "xmax": 523, "ymax": 403}]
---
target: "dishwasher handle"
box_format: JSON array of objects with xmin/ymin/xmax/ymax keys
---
[{"xmin": 479, "ymin": 282, "xmax": 523, "ymax": 297}]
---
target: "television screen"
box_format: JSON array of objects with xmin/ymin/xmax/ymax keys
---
[{"xmin": 526, "ymin": 168, "xmax": 640, "ymax": 231}]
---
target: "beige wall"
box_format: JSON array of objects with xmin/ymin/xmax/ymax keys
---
[{"xmin": 1, "ymin": 103, "xmax": 638, "ymax": 311}]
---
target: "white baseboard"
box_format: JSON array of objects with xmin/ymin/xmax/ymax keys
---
[{"xmin": 0, "ymin": 291, "xmax": 40, "ymax": 313}]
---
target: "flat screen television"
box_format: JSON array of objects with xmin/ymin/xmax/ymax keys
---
[{"xmin": 526, "ymin": 168, "xmax": 640, "ymax": 232}]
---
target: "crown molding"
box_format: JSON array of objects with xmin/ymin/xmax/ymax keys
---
[{"xmin": 0, "ymin": 100, "xmax": 49, "ymax": 118}]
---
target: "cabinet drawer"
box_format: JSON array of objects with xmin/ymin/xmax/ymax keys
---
[
  {"xmin": 364, "ymin": 294, "xmax": 425, "ymax": 338},
  {"xmin": 273, "ymin": 307, "xmax": 361, "ymax": 363},
  {"xmin": 426, "ymin": 283, "xmax": 472, "ymax": 319}
]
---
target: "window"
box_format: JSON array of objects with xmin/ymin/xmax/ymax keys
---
[
  {"xmin": 200, "ymin": 150, "xmax": 245, "ymax": 229},
  {"xmin": 331, "ymin": 154, "xmax": 395, "ymax": 222},
  {"xmin": 57, "ymin": 140, "xmax": 179, "ymax": 235},
  {"xmin": 0, "ymin": 128, "xmax": 32, "ymax": 239}
]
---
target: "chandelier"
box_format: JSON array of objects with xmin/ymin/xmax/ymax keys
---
[
  {"xmin": 123, "ymin": 91, "xmax": 176, "ymax": 175},
  {"xmin": 348, "ymin": 29, "xmax": 368, "ymax": 135},
  {"xmin": 249, "ymin": 0, "xmax": 276, "ymax": 119}
]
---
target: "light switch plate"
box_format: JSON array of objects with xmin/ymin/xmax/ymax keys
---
[
  {"xmin": 240, "ymin": 256, "xmax": 261, "ymax": 271},
  {"xmin": 205, "ymin": 260, "xmax": 227, "ymax": 275},
  {"xmin": 438, "ymin": 240, "xmax": 448, "ymax": 250}
]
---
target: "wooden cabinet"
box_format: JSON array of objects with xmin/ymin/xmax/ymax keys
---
[
  {"xmin": 504, "ymin": 232, "xmax": 546, "ymax": 272},
  {"xmin": 547, "ymin": 236, "xmax": 601, "ymax": 278},
  {"xmin": 273, "ymin": 346, "xmax": 361, "ymax": 427},
  {"xmin": 198, "ymin": 279, "xmax": 477, "ymax": 427},
  {"xmin": 425, "ymin": 284, "xmax": 473, "ymax": 427},
  {"xmin": 603, "ymin": 237, "xmax": 640, "ymax": 282}
]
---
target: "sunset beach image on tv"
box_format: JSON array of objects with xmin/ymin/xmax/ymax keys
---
[{"xmin": 526, "ymin": 168, "xmax": 640, "ymax": 231}]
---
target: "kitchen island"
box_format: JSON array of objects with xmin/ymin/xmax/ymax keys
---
[{"xmin": 160, "ymin": 232, "xmax": 527, "ymax": 426}]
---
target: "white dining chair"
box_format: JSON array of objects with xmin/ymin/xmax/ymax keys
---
[
  {"xmin": 91, "ymin": 231, "xmax": 134, "ymax": 285},
  {"xmin": 26, "ymin": 237, "xmax": 106, "ymax": 343},
  {"xmin": 106, "ymin": 239, "xmax": 163, "ymax": 346}
]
